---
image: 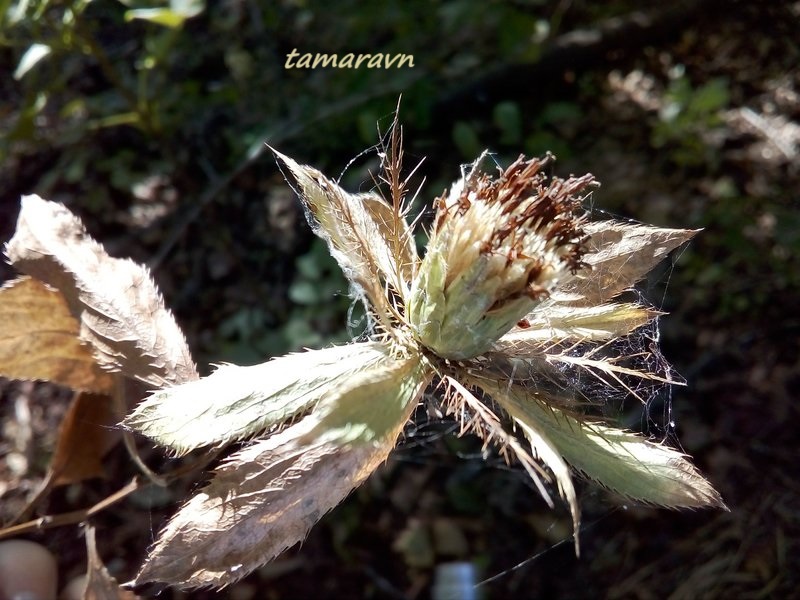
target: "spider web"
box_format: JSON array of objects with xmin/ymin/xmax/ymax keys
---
[
  {"xmin": 392, "ymin": 209, "xmax": 694, "ymax": 591},
  {"xmin": 333, "ymin": 135, "xmax": 696, "ymax": 592}
]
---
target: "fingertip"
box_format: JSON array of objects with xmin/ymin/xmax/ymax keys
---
[{"xmin": 0, "ymin": 540, "xmax": 57, "ymax": 600}]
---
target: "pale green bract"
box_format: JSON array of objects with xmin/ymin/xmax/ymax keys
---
[
  {"xmin": 123, "ymin": 341, "xmax": 419, "ymax": 456},
  {"xmin": 409, "ymin": 248, "xmax": 538, "ymax": 360},
  {"xmin": 473, "ymin": 376, "xmax": 724, "ymax": 509},
  {"xmin": 303, "ymin": 352, "xmax": 430, "ymax": 445},
  {"xmin": 496, "ymin": 301, "xmax": 659, "ymax": 346}
]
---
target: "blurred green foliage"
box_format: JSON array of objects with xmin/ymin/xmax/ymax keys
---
[
  {"xmin": 2, "ymin": 0, "xmax": 791, "ymax": 416},
  {"xmin": 679, "ymin": 191, "xmax": 800, "ymax": 322},
  {"xmin": 450, "ymin": 98, "xmax": 583, "ymax": 165},
  {"xmin": 1, "ymin": 0, "xmax": 576, "ymax": 368},
  {"xmin": 215, "ymin": 239, "xmax": 354, "ymax": 363},
  {"xmin": 3, "ymin": 0, "xmax": 206, "ymax": 141},
  {"xmin": 651, "ymin": 68, "xmax": 730, "ymax": 167},
  {"xmin": 2, "ymin": 0, "xmax": 788, "ymax": 371}
]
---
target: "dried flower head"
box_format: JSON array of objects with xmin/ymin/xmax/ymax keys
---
[
  {"xmin": 109, "ymin": 121, "xmax": 724, "ymax": 587},
  {"xmin": 409, "ymin": 152, "xmax": 595, "ymax": 360}
]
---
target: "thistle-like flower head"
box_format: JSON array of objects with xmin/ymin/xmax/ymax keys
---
[
  {"xmin": 409, "ymin": 153, "xmax": 595, "ymax": 359},
  {"xmin": 73, "ymin": 121, "xmax": 723, "ymax": 588}
]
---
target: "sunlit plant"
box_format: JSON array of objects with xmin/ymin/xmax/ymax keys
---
[{"xmin": 4, "ymin": 121, "xmax": 724, "ymax": 589}]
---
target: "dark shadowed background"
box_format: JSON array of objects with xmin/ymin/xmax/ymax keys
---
[{"xmin": 1, "ymin": 0, "xmax": 798, "ymax": 598}]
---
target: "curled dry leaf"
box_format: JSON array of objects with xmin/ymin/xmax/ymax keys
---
[
  {"xmin": 50, "ymin": 391, "xmax": 120, "ymax": 486},
  {"xmin": 5, "ymin": 195, "xmax": 197, "ymax": 388},
  {"xmin": 0, "ymin": 277, "xmax": 114, "ymax": 393}
]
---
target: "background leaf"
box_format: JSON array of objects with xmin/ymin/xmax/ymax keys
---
[
  {"xmin": 5, "ymin": 195, "xmax": 198, "ymax": 388},
  {"xmin": 0, "ymin": 277, "xmax": 114, "ymax": 394},
  {"xmin": 13, "ymin": 43, "xmax": 51, "ymax": 80},
  {"xmin": 50, "ymin": 391, "xmax": 119, "ymax": 487}
]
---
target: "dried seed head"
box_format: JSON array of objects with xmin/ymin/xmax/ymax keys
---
[{"xmin": 408, "ymin": 153, "xmax": 596, "ymax": 360}]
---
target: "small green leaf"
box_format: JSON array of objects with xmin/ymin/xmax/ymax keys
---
[
  {"xmin": 539, "ymin": 101, "xmax": 582, "ymax": 124},
  {"xmin": 393, "ymin": 521, "xmax": 435, "ymax": 568},
  {"xmin": 452, "ymin": 121, "xmax": 482, "ymax": 159},
  {"xmin": 288, "ymin": 279, "xmax": 321, "ymax": 304},
  {"xmin": 493, "ymin": 101, "xmax": 522, "ymax": 145},
  {"xmin": 125, "ymin": 8, "xmax": 187, "ymax": 28},
  {"xmin": 688, "ymin": 78, "xmax": 729, "ymax": 114},
  {"xmin": 14, "ymin": 43, "xmax": 51, "ymax": 80}
]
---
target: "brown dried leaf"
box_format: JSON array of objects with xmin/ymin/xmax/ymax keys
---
[
  {"xmin": 566, "ymin": 221, "xmax": 699, "ymax": 305},
  {"xmin": 83, "ymin": 525, "xmax": 140, "ymax": 600},
  {"xmin": 5, "ymin": 195, "xmax": 197, "ymax": 387},
  {"xmin": 134, "ymin": 416, "xmax": 406, "ymax": 587},
  {"xmin": 0, "ymin": 277, "xmax": 114, "ymax": 393},
  {"xmin": 51, "ymin": 390, "xmax": 120, "ymax": 486}
]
